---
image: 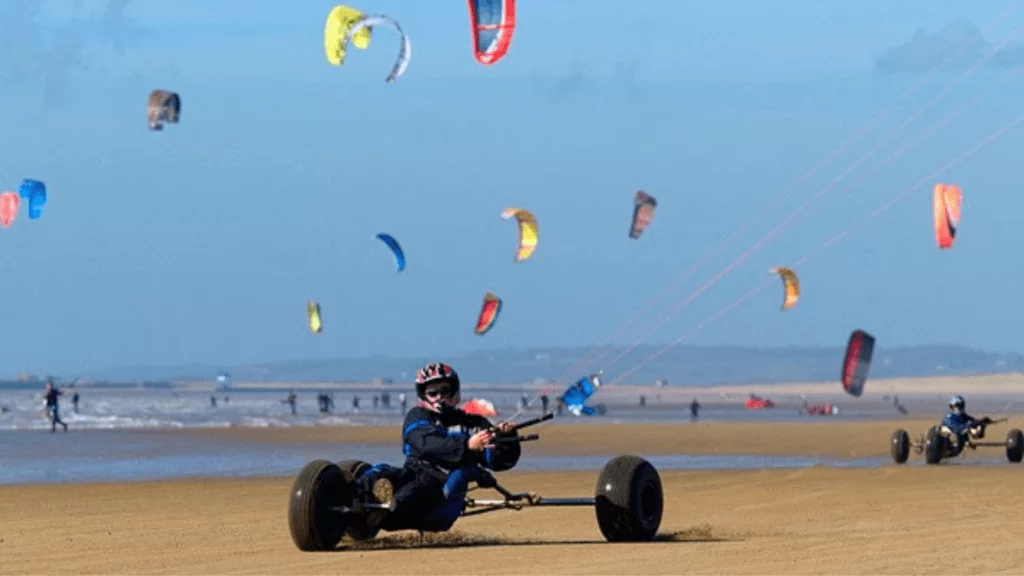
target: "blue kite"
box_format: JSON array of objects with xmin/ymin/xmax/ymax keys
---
[
  {"xmin": 376, "ymin": 233, "xmax": 406, "ymax": 272},
  {"xmin": 19, "ymin": 179, "xmax": 46, "ymax": 220},
  {"xmin": 562, "ymin": 372, "xmax": 603, "ymax": 416}
]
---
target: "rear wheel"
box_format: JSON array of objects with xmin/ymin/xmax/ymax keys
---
[
  {"xmin": 288, "ymin": 460, "xmax": 348, "ymax": 551},
  {"xmin": 336, "ymin": 460, "xmax": 380, "ymax": 541},
  {"xmin": 1006, "ymin": 429, "xmax": 1024, "ymax": 463},
  {"xmin": 594, "ymin": 455, "xmax": 663, "ymax": 542},
  {"xmin": 890, "ymin": 429, "xmax": 910, "ymax": 464},
  {"xmin": 924, "ymin": 426, "xmax": 945, "ymax": 465}
]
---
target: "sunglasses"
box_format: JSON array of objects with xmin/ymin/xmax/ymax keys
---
[{"xmin": 424, "ymin": 386, "xmax": 453, "ymax": 399}]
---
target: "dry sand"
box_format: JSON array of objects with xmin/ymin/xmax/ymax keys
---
[
  {"xmin": 4, "ymin": 467, "xmax": 1023, "ymax": 575},
  {"xmin": 5, "ymin": 419, "xmax": 1024, "ymax": 574}
]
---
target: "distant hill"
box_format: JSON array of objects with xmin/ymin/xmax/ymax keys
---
[{"xmin": 72, "ymin": 344, "xmax": 1024, "ymax": 386}]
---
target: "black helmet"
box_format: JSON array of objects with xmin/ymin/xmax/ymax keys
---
[
  {"xmin": 949, "ymin": 395, "xmax": 965, "ymax": 413},
  {"xmin": 415, "ymin": 362, "xmax": 461, "ymax": 408}
]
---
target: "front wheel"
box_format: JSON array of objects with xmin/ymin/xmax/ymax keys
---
[
  {"xmin": 924, "ymin": 426, "xmax": 945, "ymax": 465},
  {"xmin": 890, "ymin": 429, "xmax": 910, "ymax": 464},
  {"xmin": 288, "ymin": 460, "xmax": 349, "ymax": 551},
  {"xmin": 336, "ymin": 460, "xmax": 380, "ymax": 541},
  {"xmin": 1006, "ymin": 429, "xmax": 1024, "ymax": 463},
  {"xmin": 594, "ymin": 455, "xmax": 663, "ymax": 542}
]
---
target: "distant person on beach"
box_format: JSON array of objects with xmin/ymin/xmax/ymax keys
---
[
  {"xmin": 210, "ymin": 394, "xmax": 217, "ymax": 408},
  {"xmin": 283, "ymin": 390, "xmax": 297, "ymax": 415},
  {"xmin": 373, "ymin": 394, "xmax": 380, "ymax": 409},
  {"xmin": 318, "ymin": 392, "xmax": 335, "ymax": 414},
  {"xmin": 352, "ymin": 395, "xmax": 360, "ymax": 413},
  {"xmin": 540, "ymin": 393, "xmax": 549, "ymax": 415},
  {"xmin": 890, "ymin": 394, "xmax": 908, "ymax": 414},
  {"xmin": 690, "ymin": 398, "xmax": 701, "ymax": 422},
  {"xmin": 399, "ymin": 392, "xmax": 407, "ymax": 413},
  {"xmin": 639, "ymin": 395, "xmax": 646, "ymax": 408},
  {"xmin": 43, "ymin": 380, "xmax": 68, "ymax": 433},
  {"xmin": 382, "ymin": 392, "xmax": 390, "ymax": 408},
  {"xmin": 72, "ymin": 391, "xmax": 80, "ymax": 414}
]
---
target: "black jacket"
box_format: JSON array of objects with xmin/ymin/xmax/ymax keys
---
[
  {"xmin": 401, "ymin": 405, "xmax": 521, "ymax": 473},
  {"xmin": 44, "ymin": 388, "xmax": 62, "ymax": 407}
]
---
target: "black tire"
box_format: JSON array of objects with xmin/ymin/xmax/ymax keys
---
[
  {"xmin": 890, "ymin": 429, "xmax": 911, "ymax": 464},
  {"xmin": 924, "ymin": 426, "xmax": 945, "ymax": 465},
  {"xmin": 336, "ymin": 460, "xmax": 380, "ymax": 541},
  {"xmin": 337, "ymin": 459, "xmax": 372, "ymax": 479},
  {"xmin": 1006, "ymin": 429, "xmax": 1024, "ymax": 463},
  {"xmin": 288, "ymin": 459, "xmax": 348, "ymax": 551},
  {"xmin": 594, "ymin": 455, "xmax": 663, "ymax": 542}
]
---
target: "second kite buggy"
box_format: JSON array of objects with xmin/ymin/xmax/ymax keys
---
[{"xmin": 890, "ymin": 417, "xmax": 1024, "ymax": 465}]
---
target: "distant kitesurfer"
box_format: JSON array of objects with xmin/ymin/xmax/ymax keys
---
[
  {"xmin": 283, "ymin": 390, "xmax": 297, "ymax": 415},
  {"xmin": 43, "ymin": 380, "xmax": 68, "ymax": 433}
]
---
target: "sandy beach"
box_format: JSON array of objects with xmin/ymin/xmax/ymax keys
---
[
  {"xmin": 4, "ymin": 466, "xmax": 1023, "ymax": 575},
  {"xmin": 5, "ymin": 418, "xmax": 1024, "ymax": 574}
]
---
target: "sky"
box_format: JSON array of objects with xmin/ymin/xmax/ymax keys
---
[{"xmin": 2, "ymin": 0, "xmax": 1024, "ymax": 375}]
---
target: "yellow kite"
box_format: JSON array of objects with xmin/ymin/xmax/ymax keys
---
[
  {"xmin": 500, "ymin": 207, "xmax": 538, "ymax": 262},
  {"xmin": 324, "ymin": 5, "xmax": 372, "ymax": 66},
  {"xmin": 307, "ymin": 300, "xmax": 323, "ymax": 334},
  {"xmin": 769, "ymin": 267, "xmax": 800, "ymax": 310}
]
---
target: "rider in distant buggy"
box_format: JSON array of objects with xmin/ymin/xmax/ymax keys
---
[
  {"xmin": 942, "ymin": 395, "xmax": 993, "ymax": 455},
  {"xmin": 355, "ymin": 362, "xmax": 521, "ymax": 533}
]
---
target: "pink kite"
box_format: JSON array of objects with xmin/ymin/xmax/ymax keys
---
[{"xmin": 0, "ymin": 191, "xmax": 20, "ymax": 228}]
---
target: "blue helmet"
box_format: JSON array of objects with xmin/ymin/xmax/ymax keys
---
[{"xmin": 949, "ymin": 395, "xmax": 965, "ymax": 413}]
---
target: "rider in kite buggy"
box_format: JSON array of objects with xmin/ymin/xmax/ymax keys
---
[
  {"xmin": 355, "ymin": 362, "xmax": 521, "ymax": 532},
  {"xmin": 942, "ymin": 395, "xmax": 991, "ymax": 455}
]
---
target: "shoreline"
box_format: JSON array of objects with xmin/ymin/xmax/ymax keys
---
[{"xmin": 2, "ymin": 418, "xmax": 983, "ymax": 456}]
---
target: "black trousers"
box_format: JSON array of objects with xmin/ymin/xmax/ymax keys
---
[{"xmin": 361, "ymin": 463, "xmax": 455, "ymax": 532}]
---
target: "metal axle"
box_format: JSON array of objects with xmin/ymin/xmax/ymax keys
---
[
  {"xmin": 531, "ymin": 497, "xmax": 595, "ymax": 506},
  {"xmin": 970, "ymin": 441, "xmax": 1006, "ymax": 448},
  {"xmin": 466, "ymin": 495, "xmax": 595, "ymax": 508}
]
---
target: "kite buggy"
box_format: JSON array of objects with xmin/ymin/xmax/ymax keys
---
[
  {"xmin": 890, "ymin": 418, "xmax": 1024, "ymax": 465},
  {"xmin": 287, "ymin": 413, "xmax": 664, "ymax": 551}
]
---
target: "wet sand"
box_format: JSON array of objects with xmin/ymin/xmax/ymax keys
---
[
  {"xmin": 181, "ymin": 418, "xmax": 999, "ymax": 458},
  {"xmin": 4, "ymin": 466, "xmax": 1023, "ymax": 575}
]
